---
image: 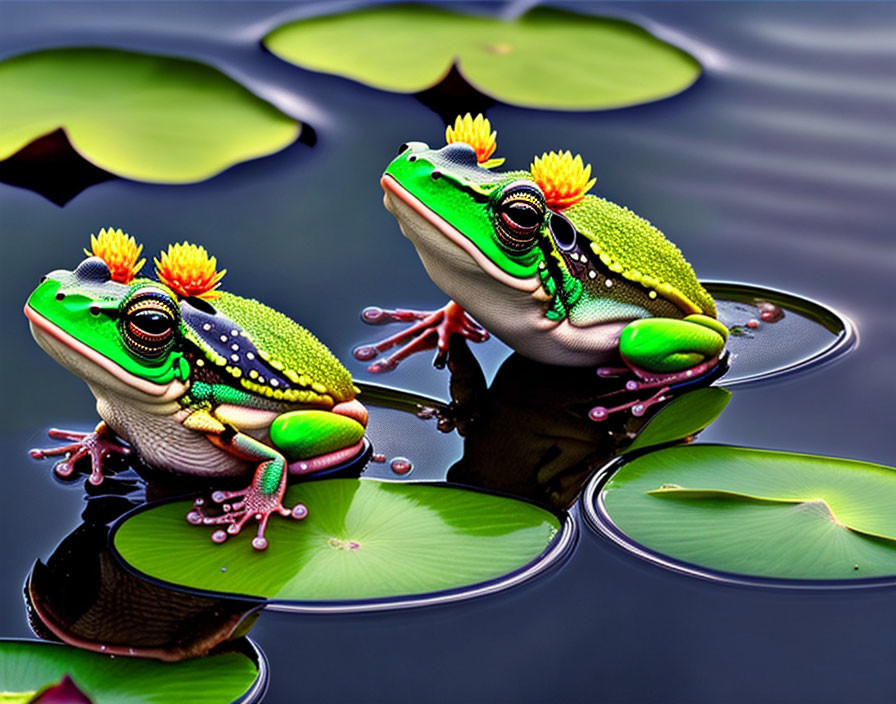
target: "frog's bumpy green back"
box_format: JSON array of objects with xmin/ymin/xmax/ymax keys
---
[
  {"xmin": 565, "ymin": 195, "xmax": 716, "ymax": 316},
  {"xmin": 213, "ymin": 292, "xmax": 355, "ymax": 403}
]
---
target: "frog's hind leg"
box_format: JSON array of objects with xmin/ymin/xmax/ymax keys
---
[
  {"xmin": 353, "ymin": 300, "xmax": 488, "ymax": 372},
  {"xmin": 187, "ymin": 423, "xmax": 306, "ymax": 550},
  {"xmin": 590, "ymin": 315, "xmax": 728, "ymax": 422}
]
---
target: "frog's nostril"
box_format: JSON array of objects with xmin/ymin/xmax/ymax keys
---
[{"xmin": 74, "ymin": 256, "xmax": 111, "ymax": 284}]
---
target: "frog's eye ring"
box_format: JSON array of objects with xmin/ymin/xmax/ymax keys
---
[
  {"xmin": 120, "ymin": 288, "xmax": 179, "ymax": 361},
  {"xmin": 494, "ymin": 182, "xmax": 545, "ymax": 252}
]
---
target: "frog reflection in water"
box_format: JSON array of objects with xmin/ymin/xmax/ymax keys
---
[
  {"xmin": 26, "ymin": 231, "xmax": 368, "ymax": 549},
  {"xmin": 432, "ymin": 337, "xmax": 729, "ymax": 512},
  {"xmin": 357, "ymin": 115, "xmax": 728, "ymax": 419}
]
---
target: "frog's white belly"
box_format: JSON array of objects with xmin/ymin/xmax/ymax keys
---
[
  {"xmin": 386, "ymin": 191, "xmax": 627, "ymax": 366},
  {"xmin": 92, "ymin": 386, "xmax": 252, "ymax": 478}
]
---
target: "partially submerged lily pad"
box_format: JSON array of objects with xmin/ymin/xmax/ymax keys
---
[
  {"xmin": 588, "ymin": 445, "xmax": 896, "ymax": 582},
  {"xmin": 0, "ymin": 639, "xmax": 264, "ymax": 704},
  {"xmin": 624, "ymin": 387, "xmax": 731, "ymax": 454},
  {"xmin": 264, "ymin": 6, "xmax": 701, "ymax": 110},
  {"xmin": 112, "ymin": 479, "xmax": 564, "ymax": 607},
  {"xmin": 0, "ymin": 48, "xmax": 300, "ymax": 184}
]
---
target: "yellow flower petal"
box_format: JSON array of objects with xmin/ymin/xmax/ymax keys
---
[
  {"xmin": 154, "ymin": 242, "xmax": 226, "ymax": 300},
  {"xmin": 530, "ymin": 151, "xmax": 597, "ymax": 210},
  {"xmin": 445, "ymin": 113, "xmax": 498, "ymax": 165},
  {"xmin": 84, "ymin": 227, "xmax": 145, "ymax": 284}
]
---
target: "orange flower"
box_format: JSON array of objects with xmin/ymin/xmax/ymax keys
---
[
  {"xmin": 530, "ymin": 151, "xmax": 596, "ymax": 210},
  {"xmin": 154, "ymin": 242, "xmax": 226, "ymax": 300},
  {"xmin": 84, "ymin": 227, "xmax": 145, "ymax": 284},
  {"xmin": 445, "ymin": 113, "xmax": 504, "ymax": 168}
]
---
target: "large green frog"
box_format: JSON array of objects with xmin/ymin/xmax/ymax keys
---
[
  {"xmin": 356, "ymin": 116, "xmax": 727, "ymax": 420},
  {"xmin": 26, "ymin": 234, "xmax": 367, "ymax": 549}
]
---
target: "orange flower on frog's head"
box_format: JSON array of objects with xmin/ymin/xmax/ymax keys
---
[
  {"xmin": 445, "ymin": 113, "xmax": 504, "ymax": 168},
  {"xmin": 84, "ymin": 227, "xmax": 145, "ymax": 284},
  {"xmin": 154, "ymin": 242, "xmax": 226, "ymax": 301},
  {"xmin": 530, "ymin": 151, "xmax": 597, "ymax": 210}
]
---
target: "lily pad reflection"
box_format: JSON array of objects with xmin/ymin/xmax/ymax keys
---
[
  {"xmin": 113, "ymin": 479, "xmax": 568, "ymax": 610},
  {"xmin": 0, "ymin": 639, "xmax": 264, "ymax": 704},
  {"xmin": 586, "ymin": 445, "xmax": 896, "ymax": 584}
]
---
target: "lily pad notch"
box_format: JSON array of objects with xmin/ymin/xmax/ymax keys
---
[
  {"xmin": 584, "ymin": 445, "xmax": 896, "ymax": 586},
  {"xmin": 0, "ymin": 48, "xmax": 303, "ymax": 186},
  {"xmin": 264, "ymin": 5, "xmax": 702, "ymax": 111},
  {"xmin": 111, "ymin": 479, "xmax": 576, "ymax": 612}
]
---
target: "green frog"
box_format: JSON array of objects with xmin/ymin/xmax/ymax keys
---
[
  {"xmin": 27, "ymin": 235, "xmax": 368, "ymax": 549},
  {"xmin": 356, "ymin": 117, "xmax": 727, "ymax": 419}
]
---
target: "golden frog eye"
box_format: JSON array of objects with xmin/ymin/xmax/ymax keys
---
[
  {"xmin": 494, "ymin": 182, "xmax": 545, "ymax": 251},
  {"xmin": 120, "ymin": 288, "xmax": 179, "ymax": 361}
]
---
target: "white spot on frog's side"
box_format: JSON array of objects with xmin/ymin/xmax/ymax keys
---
[
  {"xmin": 246, "ymin": 352, "xmax": 255, "ymax": 360},
  {"xmin": 231, "ymin": 329, "xmax": 239, "ymax": 336},
  {"xmin": 605, "ymin": 279, "xmax": 614, "ymax": 288},
  {"xmin": 231, "ymin": 354, "xmax": 239, "ymax": 362},
  {"xmin": 588, "ymin": 270, "xmax": 597, "ymax": 279},
  {"xmin": 203, "ymin": 323, "xmax": 212, "ymax": 331},
  {"xmin": 231, "ymin": 343, "xmax": 239, "ymax": 351},
  {"xmin": 270, "ymin": 379, "xmax": 279, "ymax": 387},
  {"xmin": 219, "ymin": 335, "xmax": 228, "ymax": 343}
]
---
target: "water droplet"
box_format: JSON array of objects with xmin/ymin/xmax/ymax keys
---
[
  {"xmin": 212, "ymin": 530, "xmax": 228, "ymax": 543},
  {"xmin": 371, "ymin": 453, "xmax": 386, "ymax": 463},
  {"xmin": 221, "ymin": 566, "xmax": 227, "ymax": 572},
  {"xmin": 746, "ymin": 319, "xmax": 760, "ymax": 329},
  {"xmin": 292, "ymin": 503, "xmax": 308, "ymax": 519},
  {"xmin": 390, "ymin": 457, "xmax": 413, "ymax": 476}
]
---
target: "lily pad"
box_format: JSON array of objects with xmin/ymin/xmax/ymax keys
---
[
  {"xmin": 264, "ymin": 6, "xmax": 701, "ymax": 110},
  {"xmin": 624, "ymin": 387, "xmax": 731, "ymax": 454},
  {"xmin": 706, "ymin": 282, "xmax": 855, "ymax": 386},
  {"xmin": 112, "ymin": 479, "xmax": 565, "ymax": 608},
  {"xmin": 587, "ymin": 445, "xmax": 896, "ymax": 583},
  {"xmin": 0, "ymin": 48, "xmax": 300, "ymax": 183},
  {"xmin": 0, "ymin": 639, "xmax": 264, "ymax": 704}
]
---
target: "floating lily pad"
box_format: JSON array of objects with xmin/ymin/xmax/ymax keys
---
[
  {"xmin": 587, "ymin": 445, "xmax": 896, "ymax": 583},
  {"xmin": 706, "ymin": 282, "xmax": 855, "ymax": 386},
  {"xmin": 264, "ymin": 6, "xmax": 701, "ymax": 110},
  {"xmin": 0, "ymin": 639, "xmax": 264, "ymax": 704},
  {"xmin": 0, "ymin": 48, "xmax": 300, "ymax": 183},
  {"xmin": 113, "ymin": 479, "xmax": 565, "ymax": 608}
]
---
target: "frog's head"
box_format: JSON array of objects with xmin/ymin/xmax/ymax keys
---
[
  {"xmin": 25, "ymin": 257, "xmax": 189, "ymax": 403},
  {"xmin": 382, "ymin": 140, "xmax": 564, "ymax": 300}
]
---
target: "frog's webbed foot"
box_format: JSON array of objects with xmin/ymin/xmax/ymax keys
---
[
  {"xmin": 29, "ymin": 422, "xmax": 130, "ymax": 485},
  {"xmin": 353, "ymin": 301, "xmax": 488, "ymax": 373},
  {"xmin": 188, "ymin": 487, "xmax": 307, "ymax": 551}
]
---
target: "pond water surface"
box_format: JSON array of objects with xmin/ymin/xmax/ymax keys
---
[{"xmin": 1, "ymin": 2, "xmax": 894, "ymax": 702}]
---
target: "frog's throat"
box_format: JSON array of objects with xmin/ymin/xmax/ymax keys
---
[
  {"xmin": 24, "ymin": 304, "xmax": 185, "ymax": 402},
  {"xmin": 381, "ymin": 174, "xmax": 540, "ymax": 294}
]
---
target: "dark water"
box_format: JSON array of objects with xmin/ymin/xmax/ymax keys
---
[{"xmin": 1, "ymin": 2, "xmax": 895, "ymax": 702}]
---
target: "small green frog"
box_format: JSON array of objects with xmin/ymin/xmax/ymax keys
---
[
  {"xmin": 356, "ymin": 115, "xmax": 727, "ymax": 419},
  {"xmin": 27, "ymin": 233, "xmax": 367, "ymax": 549}
]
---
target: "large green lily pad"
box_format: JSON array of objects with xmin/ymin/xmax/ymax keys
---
[
  {"xmin": 113, "ymin": 479, "xmax": 562, "ymax": 604},
  {"xmin": 594, "ymin": 445, "xmax": 896, "ymax": 581},
  {"xmin": 0, "ymin": 639, "xmax": 261, "ymax": 704},
  {"xmin": 264, "ymin": 6, "xmax": 701, "ymax": 110},
  {"xmin": 0, "ymin": 48, "xmax": 300, "ymax": 182}
]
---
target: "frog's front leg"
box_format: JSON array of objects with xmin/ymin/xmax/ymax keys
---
[
  {"xmin": 353, "ymin": 301, "xmax": 488, "ymax": 373},
  {"xmin": 29, "ymin": 421, "xmax": 131, "ymax": 485},
  {"xmin": 186, "ymin": 413, "xmax": 306, "ymax": 551},
  {"xmin": 591, "ymin": 315, "xmax": 727, "ymax": 421}
]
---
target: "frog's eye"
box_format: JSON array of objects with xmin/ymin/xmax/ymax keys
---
[
  {"xmin": 121, "ymin": 289, "xmax": 179, "ymax": 361},
  {"xmin": 494, "ymin": 183, "xmax": 545, "ymax": 251}
]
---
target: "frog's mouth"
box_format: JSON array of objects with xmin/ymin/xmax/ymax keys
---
[
  {"xmin": 25, "ymin": 304, "xmax": 185, "ymax": 402},
  {"xmin": 381, "ymin": 174, "xmax": 541, "ymax": 294}
]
